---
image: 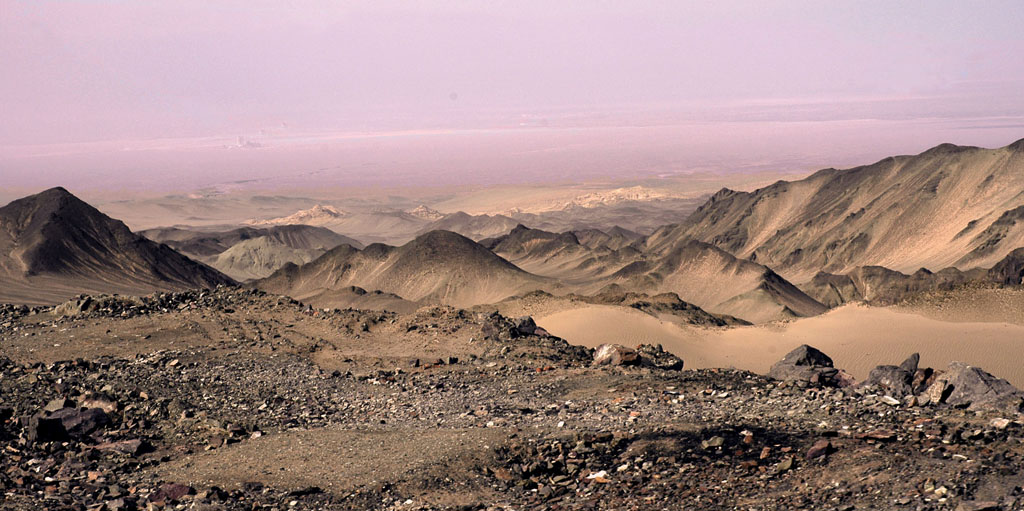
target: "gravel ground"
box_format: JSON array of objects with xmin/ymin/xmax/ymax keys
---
[{"xmin": 2, "ymin": 288, "xmax": 1023, "ymax": 510}]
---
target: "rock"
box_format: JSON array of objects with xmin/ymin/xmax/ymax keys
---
[
  {"xmin": 899, "ymin": 353, "xmax": 920, "ymax": 374},
  {"xmin": 95, "ymin": 438, "xmax": 149, "ymax": 456},
  {"xmin": 635, "ymin": 344, "xmax": 684, "ymax": 371},
  {"xmin": 26, "ymin": 414, "xmax": 69, "ymax": 443},
  {"xmin": 834, "ymin": 369, "xmax": 858, "ymax": 388},
  {"xmin": 991, "ymin": 418, "xmax": 1011, "ymax": 430},
  {"xmin": 47, "ymin": 407, "xmax": 111, "ymax": 439},
  {"xmin": 863, "ymin": 355, "xmax": 919, "ymax": 398},
  {"xmin": 701, "ymin": 436, "xmax": 725, "ymax": 449},
  {"xmin": 856, "ymin": 429, "xmax": 896, "ymax": 441},
  {"xmin": 43, "ymin": 398, "xmax": 75, "ymax": 413},
  {"xmin": 149, "ymin": 483, "xmax": 194, "ymax": 503},
  {"xmin": 768, "ymin": 345, "xmax": 839, "ymax": 385},
  {"xmin": 53, "ymin": 296, "xmax": 93, "ymax": 317},
  {"xmin": 923, "ymin": 362, "xmax": 1023, "ymax": 412},
  {"xmin": 511, "ymin": 316, "xmax": 539, "ymax": 337},
  {"xmin": 79, "ymin": 393, "xmax": 118, "ymax": 413},
  {"xmin": 912, "ymin": 367, "xmax": 937, "ymax": 394},
  {"xmin": 592, "ymin": 344, "xmax": 640, "ymax": 367},
  {"xmin": 879, "ymin": 395, "xmax": 901, "ymax": 406},
  {"xmin": 805, "ymin": 439, "xmax": 832, "ymax": 460}
]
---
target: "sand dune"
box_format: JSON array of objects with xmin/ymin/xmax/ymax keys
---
[{"xmin": 537, "ymin": 303, "xmax": 1024, "ymax": 387}]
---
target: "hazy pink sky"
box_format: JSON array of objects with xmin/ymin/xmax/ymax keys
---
[
  {"xmin": 3, "ymin": 0, "xmax": 1023, "ymax": 145},
  {"xmin": 1, "ymin": 1, "xmax": 1023, "ymax": 197}
]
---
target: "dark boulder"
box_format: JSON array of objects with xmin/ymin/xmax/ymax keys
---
[
  {"xmin": 635, "ymin": 344, "xmax": 684, "ymax": 371},
  {"xmin": 768, "ymin": 345, "xmax": 839, "ymax": 385},
  {"xmin": 50, "ymin": 407, "xmax": 111, "ymax": 439},
  {"xmin": 862, "ymin": 354, "xmax": 920, "ymax": 398},
  {"xmin": 28, "ymin": 407, "xmax": 111, "ymax": 443},
  {"xmin": 149, "ymin": 483, "xmax": 194, "ymax": 503},
  {"xmin": 922, "ymin": 362, "xmax": 1023, "ymax": 413},
  {"xmin": 511, "ymin": 316, "xmax": 549, "ymax": 337},
  {"xmin": 26, "ymin": 414, "xmax": 69, "ymax": 443}
]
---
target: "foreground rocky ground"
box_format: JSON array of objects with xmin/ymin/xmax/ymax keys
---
[{"xmin": 2, "ymin": 288, "xmax": 1023, "ymax": 510}]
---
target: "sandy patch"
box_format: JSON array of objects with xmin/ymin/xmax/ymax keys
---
[
  {"xmin": 537, "ymin": 304, "xmax": 1024, "ymax": 387},
  {"xmin": 152, "ymin": 427, "xmax": 507, "ymax": 500}
]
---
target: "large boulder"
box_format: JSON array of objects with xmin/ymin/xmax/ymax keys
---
[
  {"xmin": 768, "ymin": 345, "xmax": 839, "ymax": 385},
  {"xmin": 26, "ymin": 414, "xmax": 69, "ymax": 443},
  {"xmin": 593, "ymin": 344, "xmax": 641, "ymax": 367},
  {"xmin": 862, "ymin": 353, "xmax": 919, "ymax": 398},
  {"xmin": 922, "ymin": 362, "xmax": 1023, "ymax": 413},
  {"xmin": 510, "ymin": 316, "xmax": 550, "ymax": 338},
  {"xmin": 26, "ymin": 406, "xmax": 111, "ymax": 444},
  {"xmin": 636, "ymin": 344, "xmax": 684, "ymax": 371},
  {"xmin": 53, "ymin": 295, "xmax": 94, "ymax": 317}
]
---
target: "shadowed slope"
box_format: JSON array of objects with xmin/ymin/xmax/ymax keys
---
[
  {"xmin": 141, "ymin": 224, "xmax": 361, "ymax": 258},
  {"xmin": 0, "ymin": 188, "xmax": 234, "ymax": 304}
]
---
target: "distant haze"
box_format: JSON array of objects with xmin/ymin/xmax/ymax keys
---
[{"xmin": 2, "ymin": 1, "xmax": 1023, "ymax": 196}]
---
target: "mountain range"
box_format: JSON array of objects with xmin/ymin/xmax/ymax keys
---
[
  {"xmin": 254, "ymin": 230, "xmax": 553, "ymax": 308},
  {"xmin": 4, "ymin": 139, "xmax": 1024, "ymax": 323},
  {"xmin": 140, "ymin": 225, "xmax": 362, "ymax": 281}
]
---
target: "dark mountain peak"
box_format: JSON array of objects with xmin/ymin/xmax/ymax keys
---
[
  {"xmin": 410, "ymin": 229, "xmax": 478, "ymax": 247},
  {"xmin": 708, "ymin": 188, "xmax": 738, "ymax": 202},
  {"xmin": 0, "ymin": 188, "xmax": 234, "ymax": 301},
  {"xmin": 988, "ymin": 247, "xmax": 1024, "ymax": 285},
  {"xmin": 1008, "ymin": 137, "xmax": 1024, "ymax": 152},
  {"xmin": 2, "ymin": 186, "xmax": 92, "ymax": 221},
  {"xmin": 34, "ymin": 186, "xmax": 74, "ymax": 199},
  {"xmin": 402, "ymin": 230, "xmax": 509, "ymax": 264}
]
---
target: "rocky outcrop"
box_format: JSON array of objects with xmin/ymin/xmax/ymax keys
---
[
  {"xmin": 635, "ymin": 344, "xmax": 685, "ymax": 371},
  {"xmin": 591, "ymin": 343, "xmax": 684, "ymax": 370},
  {"xmin": 860, "ymin": 353, "xmax": 921, "ymax": 398},
  {"xmin": 922, "ymin": 362, "xmax": 1024, "ymax": 413},
  {"xmin": 768, "ymin": 345, "xmax": 843, "ymax": 386}
]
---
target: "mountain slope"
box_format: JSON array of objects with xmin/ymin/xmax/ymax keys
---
[
  {"xmin": 484, "ymin": 225, "xmax": 822, "ymax": 323},
  {"xmin": 417, "ymin": 212, "xmax": 521, "ymax": 241},
  {"xmin": 487, "ymin": 225, "xmax": 641, "ymax": 283},
  {"xmin": 572, "ymin": 226, "xmax": 642, "ymax": 250},
  {"xmin": 253, "ymin": 230, "xmax": 553, "ymax": 307},
  {"xmin": 605, "ymin": 238, "xmax": 826, "ymax": 323},
  {"xmin": 648, "ymin": 139, "xmax": 1024, "ymax": 281},
  {"xmin": 141, "ymin": 225, "xmax": 362, "ymax": 258},
  {"xmin": 206, "ymin": 237, "xmax": 326, "ymax": 282},
  {"xmin": 0, "ymin": 187, "xmax": 234, "ymax": 304}
]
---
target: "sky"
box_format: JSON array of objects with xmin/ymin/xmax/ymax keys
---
[{"xmin": 2, "ymin": 1, "xmax": 1024, "ymax": 194}]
